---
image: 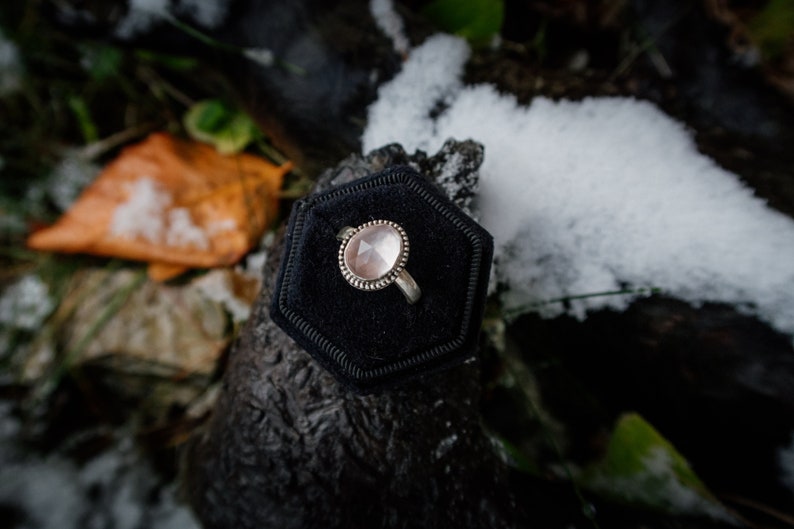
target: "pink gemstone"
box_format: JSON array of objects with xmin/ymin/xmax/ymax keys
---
[{"xmin": 345, "ymin": 224, "xmax": 403, "ymax": 280}]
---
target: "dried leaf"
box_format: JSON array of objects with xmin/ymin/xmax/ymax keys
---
[
  {"xmin": 27, "ymin": 132, "xmax": 291, "ymax": 279},
  {"xmin": 54, "ymin": 268, "xmax": 228, "ymax": 375}
]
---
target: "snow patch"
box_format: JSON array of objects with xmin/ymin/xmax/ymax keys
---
[
  {"xmin": 0, "ymin": 407, "xmax": 201, "ymax": 529},
  {"xmin": 362, "ymin": 35, "xmax": 469, "ymax": 155},
  {"xmin": 370, "ymin": 0, "xmax": 410, "ymax": 56},
  {"xmin": 110, "ymin": 178, "xmax": 209, "ymax": 249},
  {"xmin": 110, "ymin": 177, "xmax": 171, "ymax": 242},
  {"xmin": 363, "ymin": 35, "xmax": 794, "ymax": 336},
  {"xmin": 0, "ymin": 275, "xmax": 55, "ymax": 332},
  {"xmin": 194, "ymin": 270, "xmax": 252, "ymax": 323}
]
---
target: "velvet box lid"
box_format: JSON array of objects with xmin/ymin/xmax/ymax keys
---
[{"xmin": 270, "ymin": 166, "xmax": 493, "ymax": 393}]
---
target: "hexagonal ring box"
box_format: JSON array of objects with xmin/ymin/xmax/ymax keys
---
[{"xmin": 270, "ymin": 166, "xmax": 493, "ymax": 393}]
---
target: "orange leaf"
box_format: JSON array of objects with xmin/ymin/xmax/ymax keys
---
[{"xmin": 28, "ymin": 133, "xmax": 291, "ymax": 279}]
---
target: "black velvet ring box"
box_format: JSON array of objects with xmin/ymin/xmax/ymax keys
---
[{"xmin": 270, "ymin": 166, "xmax": 494, "ymax": 393}]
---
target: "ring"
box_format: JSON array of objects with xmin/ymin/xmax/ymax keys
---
[{"xmin": 337, "ymin": 220, "xmax": 422, "ymax": 304}]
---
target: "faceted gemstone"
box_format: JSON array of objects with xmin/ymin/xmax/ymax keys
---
[{"xmin": 345, "ymin": 224, "xmax": 402, "ymax": 280}]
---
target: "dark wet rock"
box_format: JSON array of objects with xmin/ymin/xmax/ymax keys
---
[
  {"xmin": 183, "ymin": 141, "xmax": 530, "ymax": 529},
  {"xmin": 511, "ymin": 296, "xmax": 794, "ymax": 516}
]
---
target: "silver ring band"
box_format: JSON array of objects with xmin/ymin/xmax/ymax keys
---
[{"xmin": 337, "ymin": 220, "xmax": 422, "ymax": 304}]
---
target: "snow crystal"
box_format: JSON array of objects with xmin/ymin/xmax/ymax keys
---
[
  {"xmin": 363, "ymin": 35, "xmax": 794, "ymax": 336},
  {"xmin": 166, "ymin": 208, "xmax": 209, "ymax": 249},
  {"xmin": 111, "ymin": 178, "xmax": 209, "ymax": 249},
  {"xmin": 0, "ymin": 29, "xmax": 22, "ymax": 96},
  {"xmin": 370, "ymin": 0, "xmax": 410, "ymax": 56},
  {"xmin": 779, "ymin": 432, "xmax": 794, "ymax": 493},
  {"xmin": 0, "ymin": 275, "xmax": 55, "ymax": 331}
]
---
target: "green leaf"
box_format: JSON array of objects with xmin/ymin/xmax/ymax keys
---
[
  {"xmin": 67, "ymin": 95, "xmax": 99, "ymax": 144},
  {"xmin": 422, "ymin": 0, "xmax": 504, "ymax": 45},
  {"xmin": 135, "ymin": 50, "xmax": 199, "ymax": 71},
  {"xmin": 183, "ymin": 100, "xmax": 259, "ymax": 155},
  {"xmin": 80, "ymin": 44, "xmax": 124, "ymax": 81},
  {"xmin": 579, "ymin": 413, "xmax": 733, "ymax": 521}
]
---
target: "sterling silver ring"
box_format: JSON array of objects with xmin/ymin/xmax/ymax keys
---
[{"xmin": 337, "ymin": 220, "xmax": 421, "ymax": 304}]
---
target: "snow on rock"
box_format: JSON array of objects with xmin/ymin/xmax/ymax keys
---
[{"xmin": 363, "ymin": 35, "xmax": 794, "ymax": 336}]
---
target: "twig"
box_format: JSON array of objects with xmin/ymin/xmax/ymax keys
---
[
  {"xmin": 79, "ymin": 122, "xmax": 157, "ymax": 161},
  {"xmin": 503, "ymin": 286, "xmax": 661, "ymax": 321},
  {"xmin": 720, "ymin": 493, "xmax": 794, "ymax": 528},
  {"xmin": 609, "ymin": 5, "xmax": 690, "ymax": 82}
]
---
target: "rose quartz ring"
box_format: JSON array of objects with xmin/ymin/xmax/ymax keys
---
[{"xmin": 337, "ymin": 220, "xmax": 421, "ymax": 304}]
